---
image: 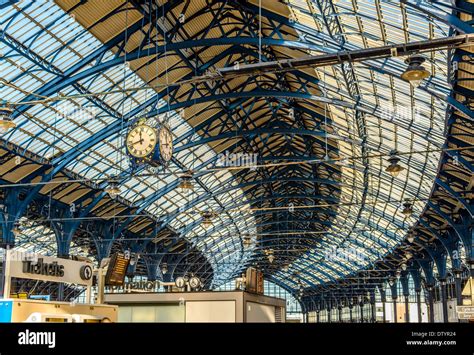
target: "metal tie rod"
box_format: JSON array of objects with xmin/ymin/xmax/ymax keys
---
[{"xmin": 216, "ymin": 34, "xmax": 474, "ymax": 77}]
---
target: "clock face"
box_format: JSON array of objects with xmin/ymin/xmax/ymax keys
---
[
  {"xmin": 158, "ymin": 126, "xmax": 173, "ymax": 162},
  {"xmin": 126, "ymin": 125, "xmax": 157, "ymax": 158},
  {"xmin": 175, "ymin": 277, "xmax": 186, "ymax": 288},
  {"xmin": 189, "ymin": 276, "xmax": 200, "ymax": 289}
]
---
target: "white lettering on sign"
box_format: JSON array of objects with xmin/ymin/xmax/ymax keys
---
[{"xmin": 6, "ymin": 249, "xmax": 93, "ymax": 287}]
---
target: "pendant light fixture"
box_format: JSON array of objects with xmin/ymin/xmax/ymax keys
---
[
  {"xmin": 264, "ymin": 249, "xmax": 275, "ymax": 263},
  {"xmin": 105, "ymin": 180, "xmax": 121, "ymax": 199},
  {"xmin": 12, "ymin": 221, "xmax": 21, "ymax": 237},
  {"xmin": 161, "ymin": 262, "xmax": 168, "ymax": 275},
  {"xmin": 178, "ymin": 170, "xmax": 194, "ymax": 192},
  {"xmin": 401, "ymin": 55, "xmax": 430, "ymax": 87},
  {"xmin": 243, "ymin": 235, "xmax": 252, "ymax": 248},
  {"xmin": 385, "ymin": 150, "xmax": 405, "ymax": 177},
  {"xmin": 201, "ymin": 211, "xmax": 215, "ymax": 228},
  {"xmin": 402, "ymin": 199, "xmax": 413, "ymax": 216},
  {"xmin": 0, "ymin": 103, "xmax": 15, "ymax": 131}
]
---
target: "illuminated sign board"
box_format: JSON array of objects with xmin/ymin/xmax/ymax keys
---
[{"xmin": 105, "ymin": 253, "xmax": 130, "ymax": 286}]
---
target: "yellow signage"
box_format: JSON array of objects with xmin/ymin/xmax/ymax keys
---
[{"xmin": 462, "ymin": 277, "xmax": 473, "ymax": 297}]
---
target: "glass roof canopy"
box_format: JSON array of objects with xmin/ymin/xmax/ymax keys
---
[
  {"xmin": 0, "ymin": 0, "xmax": 257, "ymax": 287},
  {"xmin": 0, "ymin": 0, "xmax": 453, "ymax": 291}
]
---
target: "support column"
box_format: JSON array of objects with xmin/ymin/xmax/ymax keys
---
[
  {"xmin": 371, "ymin": 300, "xmax": 376, "ymax": 323},
  {"xmin": 0, "ymin": 189, "xmax": 23, "ymax": 249},
  {"xmin": 454, "ymin": 270, "xmax": 467, "ymax": 323},
  {"xmin": 390, "ymin": 281, "xmax": 398, "ymax": 323},
  {"xmin": 51, "ymin": 210, "xmax": 77, "ymax": 302},
  {"xmin": 439, "ymin": 278, "xmax": 449, "ymax": 323},
  {"xmin": 381, "ymin": 289, "xmax": 387, "ymax": 323},
  {"xmin": 393, "ymin": 296, "xmax": 398, "ymax": 323},
  {"xmin": 454, "ymin": 270, "xmax": 463, "ymax": 306},
  {"xmin": 404, "ymin": 295, "xmax": 410, "ymax": 323},
  {"xmin": 411, "ymin": 269, "xmax": 423, "ymax": 323},
  {"xmin": 349, "ymin": 305, "xmax": 353, "ymax": 323},
  {"xmin": 400, "ymin": 273, "xmax": 410, "ymax": 323},
  {"xmin": 144, "ymin": 257, "xmax": 160, "ymax": 281},
  {"xmin": 338, "ymin": 306, "xmax": 342, "ymax": 322},
  {"xmin": 427, "ymin": 284, "xmax": 435, "ymax": 323},
  {"xmin": 95, "ymin": 238, "xmax": 114, "ymax": 264},
  {"xmin": 360, "ymin": 301, "xmax": 364, "ymax": 323},
  {"xmin": 316, "ymin": 310, "xmax": 320, "ymax": 323},
  {"xmin": 416, "ymin": 289, "xmax": 422, "ymax": 323}
]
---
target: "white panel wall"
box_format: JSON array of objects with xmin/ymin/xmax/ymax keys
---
[
  {"xmin": 447, "ymin": 300, "xmax": 458, "ymax": 323},
  {"xmin": 185, "ymin": 301, "xmax": 236, "ymax": 322},
  {"xmin": 246, "ymin": 302, "xmax": 276, "ymax": 323},
  {"xmin": 423, "ymin": 300, "xmax": 458, "ymax": 323},
  {"xmin": 118, "ymin": 304, "xmax": 185, "ymax": 322},
  {"xmin": 433, "ymin": 302, "xmax": 444, "ymax": 323}
]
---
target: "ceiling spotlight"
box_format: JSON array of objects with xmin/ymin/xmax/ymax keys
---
[
  {"xmin": 385, "ymin": 150, "xmax": 405, "ymax": 177},
  {"xmin": 105, "ymin": 180, "xmax": 121, "ymax": 198},
  {"xmin": 395, "ymin": 269, "xmax": 401, "ymax": 279},
  {"xmin": 201, "ymin": 211, "xmax": 215, "ymax": 228},
  {"xmin": 402, "ymin": 200, "xmax": 413, "ymax": 216},
  {"xmin": 401, "ymin": 55, "xmax": 430, "ymax": 87},
  {"xmin": 161, "ymin": 262, "xmax": 168, "ymax": 275},
  {"xmin": 405, "ymin": 251, "xmax": 413, "ymax": 260},
  {"xmin": 407, "ymin": 231, "xmax": 415, "ymax": 244},
  {"xmin": 0, "ymin": 104, "xmax": 15, "ymax": 132},
  {"xmin": 268, "ymin": 254, "xmax": 275, "ymax": 263},
  {"xmin": 12, "ymin": 221, "xmax": 21, "ymax": 237},
  {"xmin": 282, "ymin": 264, "xmax": 289, "ymax": 272},
  {"xmin": 178, "ymin": 171, "xmax": 194, "ymax": 192},
  {"xmin": 401, "ymin": 263, "xmax": 408, "ymax": 271}
]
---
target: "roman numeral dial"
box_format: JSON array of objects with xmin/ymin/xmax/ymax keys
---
[
  {"xmin": 159, "ymin": 126, "xmax": 173, "ymax": 163},
  {"xmin": 126, "ymin": 124, "xmax": 157, "ymax": 158}
]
